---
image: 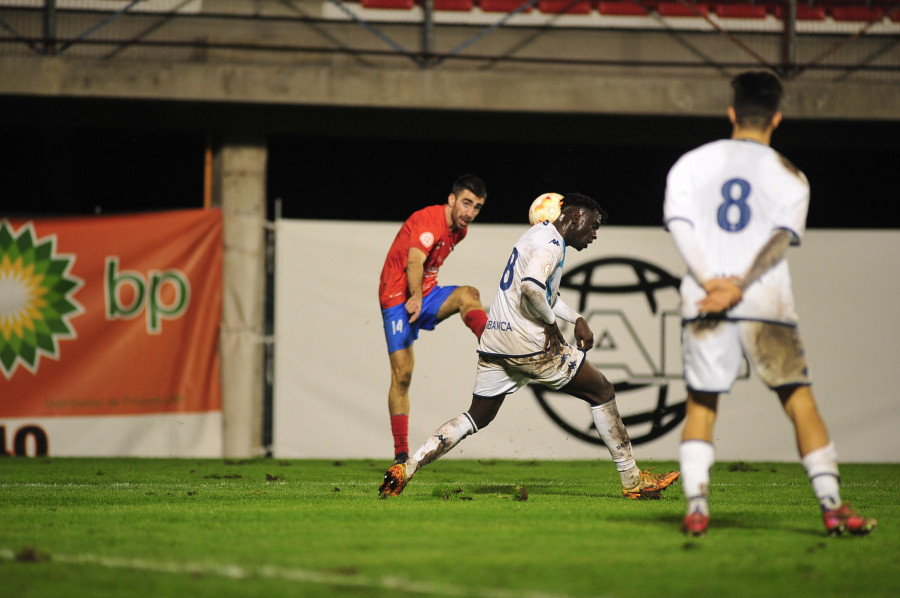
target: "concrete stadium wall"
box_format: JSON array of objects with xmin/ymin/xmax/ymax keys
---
[{"xmin": 1, "ymin": 0, "xmax": 899, "ymax": 119}]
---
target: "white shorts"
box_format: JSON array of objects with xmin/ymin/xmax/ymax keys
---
[
  {"xmin": 473, "ymin": 345, "xmax": 586, "ymax": 398},
  {"xmin": 682, "ymin": 318, "xmax": 811, "ymax": 393}
]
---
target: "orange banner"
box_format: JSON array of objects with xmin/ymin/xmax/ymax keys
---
[{"xmin": 0, "ymin": 209, "xmax": 222, "ymax": 419}]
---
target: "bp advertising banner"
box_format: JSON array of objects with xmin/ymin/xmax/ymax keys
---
[{"xmin": 0, "ymin": 209, "xmax": 223, "ymax": 457}]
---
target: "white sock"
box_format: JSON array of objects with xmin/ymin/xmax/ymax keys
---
[
  {"xmin": 680, "ymin": 440, "xmax": 714, "ymax": 516},
  {"xmin": 407, "ymin": 413, "xmax": 477, "ymax": 477},
  {"xmin": 801, "ymin": 441, "xmax": 841, "ymax": 511},
  {"xmin": 591, "ymin": 401, "xmax": 640, "ymax": 488}
]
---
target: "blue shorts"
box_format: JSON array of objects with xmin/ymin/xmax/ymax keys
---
[{"xmin": 382, "ymin": 285, "xmax": 458, "ymax": 354}]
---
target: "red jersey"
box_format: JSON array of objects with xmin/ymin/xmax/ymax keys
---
[{"xmin": 379, "ymin": 204, "xmax": 468, "ymax": 309}]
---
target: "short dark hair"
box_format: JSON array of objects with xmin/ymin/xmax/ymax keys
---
[
  {"xmin": 731, "ymin": 70, "xmax": 783, "ymax": 129},
  {"xmin": 560, "ymin": 192, "xmax": 608, "ymax": 224},
  {"xmin": 452, "ymin": 174, "xmax": 487, "ymax": 200}
]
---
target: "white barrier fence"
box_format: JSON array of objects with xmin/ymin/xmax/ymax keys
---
[{"xmin": 273, "ymin": 220, "xmax": 899, "ymax": 463}]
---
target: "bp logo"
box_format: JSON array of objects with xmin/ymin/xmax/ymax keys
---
[
  {"xmin": 530, "ymin": 257, "xmax": 687, "ymax": 446},
  {"xmin": 0, "ymin": 221, "xmax": 84, "ymax": 379}
]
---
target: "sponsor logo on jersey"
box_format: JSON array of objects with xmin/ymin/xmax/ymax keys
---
[{"xmin": 486, "ymin": 319, "xmax": 513, "ymax": 332}]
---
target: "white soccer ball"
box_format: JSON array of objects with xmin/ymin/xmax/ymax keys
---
[{"xmin": 528, "ymin": 192, "xmax": 564, "ymax": 226}]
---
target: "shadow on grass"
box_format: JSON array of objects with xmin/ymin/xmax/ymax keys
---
[{"xmin": 632, "ymin": 513, "xmax": 826, "ymax": 537}]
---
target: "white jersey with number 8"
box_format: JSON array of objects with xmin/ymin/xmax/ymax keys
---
[
  {"xmin": 478, "ymin": 221, "xmax": 566, "ymax": 357},
  {"xmin": 664, "ymin": 138, "xmax": 810, "ymax": 324}
]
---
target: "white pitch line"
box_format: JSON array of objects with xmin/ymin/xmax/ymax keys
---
[{"xmin": 0, "ymin": 547, "xmax": 614, "ymax": 598}]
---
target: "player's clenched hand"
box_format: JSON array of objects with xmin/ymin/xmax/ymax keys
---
[
  {"xmin": 573, "ymin": 317, "xmax": 594, "ymax": 351},
  {"xmin": 697, "ymin": 277, "xmax": 743, "ymax": 314},
  {"xmin": 405, "ymin": 296, "xmax": 422, "ymax": 323},
  {"xmin": 542, "ymin": 322, "xmax": 566, "ymax": 355}
]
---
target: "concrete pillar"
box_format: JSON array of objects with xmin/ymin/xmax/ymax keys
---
[{"xmin": 212, "ymin": 137, "xmax": 267, "ymax": 458}]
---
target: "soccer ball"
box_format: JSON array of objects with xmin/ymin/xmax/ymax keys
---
[{"xmin": 528, "ymin": 193, "xmax": 563, "ymax": 226}]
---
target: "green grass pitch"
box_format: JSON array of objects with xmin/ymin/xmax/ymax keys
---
[{"xmin": 0, "ymin": 458, "xmax": 896, "ymax": 598}]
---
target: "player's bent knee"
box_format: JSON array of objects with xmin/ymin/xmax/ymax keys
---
[
  {"xmin": 460, "ymin": 286, "xmax": 482, "ymax": 305},
  {"xmin": 600, "ymin": 383, "xmax": 615, "ymax": 403},
  {"xmin": 468, "ymin": 410, "xmax": 496, "ymax": 429},
  {"xmin": 391, "ymin": 369, "xmax": 413, "ymax": 390},
  {"xmin": 468, "ymin": 398, "xmax": 501, "ymax": 429},
  {"xmin": 598, "ymin": 387, "xmax": 616, "ymax": 405},
  {"xmin": 585, "ymin": 391, "xmax": 616, "ymax": 408},
  {"xmin": 575, "ymin": 375, "xmax": 615, "ymax": 406}
]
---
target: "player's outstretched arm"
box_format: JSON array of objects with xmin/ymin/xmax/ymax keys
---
[{"xmin": 738, "ymin": 229, "xmax": 793, "ymax": 291}]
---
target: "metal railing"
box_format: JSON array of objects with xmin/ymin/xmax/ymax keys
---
[{"xmin": 0, "ymin": 0, "xmax": 897, "ymax": 79}]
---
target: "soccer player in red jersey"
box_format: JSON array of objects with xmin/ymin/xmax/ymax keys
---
[{"xmin": 378, "ymin": 174, "xmax": 489, "ymax": 464}]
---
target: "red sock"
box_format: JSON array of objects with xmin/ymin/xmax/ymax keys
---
[
  {"xmin": 463, "ymin": 309, "xmax": 488, "ymax": 339},
  {"xmin": 390, "ymin": 414, "xmax": 409, "ymax": 458}
]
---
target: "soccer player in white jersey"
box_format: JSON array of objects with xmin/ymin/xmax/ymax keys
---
[
  {"xmin": 664, "ymin": 70, "xmax": 876, "ymax": 538},
  {"xmin": 379, "ymin": 193, "xmax": 679, "ymax": 499}
]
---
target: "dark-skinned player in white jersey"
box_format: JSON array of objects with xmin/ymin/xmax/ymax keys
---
[{"xmin": 380, "ymin": 192, "xmax": 679, "ymax": 500}]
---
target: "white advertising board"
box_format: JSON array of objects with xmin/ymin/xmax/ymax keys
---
[{"xmin": 273, "ymin": 219, "xmax": 899, "ymax": 463}]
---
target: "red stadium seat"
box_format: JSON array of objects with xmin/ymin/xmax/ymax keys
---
[
  {"xmin": 830, "ymin": 5, "xmax": 884, "ymax": 21},
  {"xmin": 538, "ymin": 0, "xmax": 593, "ymax": 14},
  {"xmin": 715, "ymin": 3, "xmax": 768, "ymax": 18},
  {"xmin": 434, "ymin": 0, "xmax": 475, "ymax": 9},
  {"xmin": 598, "ymin": 1, "xmax": 651, "ymax": 15},
  {"xmin": 362, "ymin": 0, "xmax": 415, "ymax": 8},
  {"xmin": 657, "ymin": 1, "xmax": 710, "ymax": 16},
  {"xmin": 772, "ymin": 4, "xmax": 826, "ymax": 21},
  {"xmin": 480, "ymin": 0, "xmax": 535, "ymax": 12}
]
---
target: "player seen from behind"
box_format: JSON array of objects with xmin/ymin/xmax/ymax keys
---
[{"xmin": 664, "ymin": 70, "xmax": 876, "ymax": 538}]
